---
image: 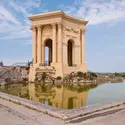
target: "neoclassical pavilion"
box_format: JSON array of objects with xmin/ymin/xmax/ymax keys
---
[{"xmin": 28, "ymin": 10, "xmax": 88, "ymax": 81}]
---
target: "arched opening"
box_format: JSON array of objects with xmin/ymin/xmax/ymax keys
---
[
  {"xmin": 67, "ymin": 40, "xmax": 73, "ymax": 66},
  {"xmin": 45, "ymin": 39, "xmax": 52, "ymax": 66}
]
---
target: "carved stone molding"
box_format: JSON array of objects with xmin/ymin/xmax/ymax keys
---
[
  {"xmin": 72, "ymin": 28, "xmax": 79, "ymax": 33},
  {"xmin": 65, "ymin": 26, "xmax": 79, "ymax": 33},
  {"xmin": 65, "ymin": 26, "xmax": 71, "ymax": 31}
]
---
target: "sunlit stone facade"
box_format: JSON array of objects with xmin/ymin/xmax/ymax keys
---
[{"xmin": 28, "ymin": 10, "xmax": 88, "ymax": 81}]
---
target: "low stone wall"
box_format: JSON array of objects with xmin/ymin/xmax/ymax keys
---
[{"xmin": 0, "ymin": 92, "xmax": 124, "ymax": 121}]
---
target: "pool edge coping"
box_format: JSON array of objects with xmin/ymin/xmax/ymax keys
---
[{"xmin": 0, "ymin": 92, "xmax": 124, "ymax": 121}]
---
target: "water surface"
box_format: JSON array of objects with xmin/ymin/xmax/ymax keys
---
[{"xmin": 0, "ymin": 82, "xmax": 125, "ymax": 109}]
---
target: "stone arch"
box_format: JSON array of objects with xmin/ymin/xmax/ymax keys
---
[
  {"xmin": 44, "ymin": 39, "xmax": 53, "ymax": 66},
  {"xmin": 67, "ymin": 39, "xmax": 74, "ymax": 66}
]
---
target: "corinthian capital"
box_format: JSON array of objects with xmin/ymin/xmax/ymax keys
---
[
  {"xmin": 30, "ymin": 25, "xmax": 36, "ymax": 31},
  {"xmin": 57, "ymin": 22, "xmax": 62, "ymax": 28},
  {"xmin": 51, "ymin": 23, "xmax": 56, "ymax": 29},
  {"xmin": 36, "ymin": 25, "xmax": 43, "ymax": 30},
  {"xmin": 81, "ymin": 29, "xmax": 86, "ymax": 33}
]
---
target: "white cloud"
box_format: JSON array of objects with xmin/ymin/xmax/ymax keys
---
[
  {"xmin": 0, "ymin": 5, "xmax": 20, "ymax": 25},
  {"xmin": 0, "ymin": 0, "xmax": 47, "ymax": 42},
  {"xmin": 61, "ymin": 0, "xmax": 125, "ymax": 25}
]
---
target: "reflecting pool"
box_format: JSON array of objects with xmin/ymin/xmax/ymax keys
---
[{"xmin": 0, "ymin": 82, "xmax": 125, "ymax": 109}]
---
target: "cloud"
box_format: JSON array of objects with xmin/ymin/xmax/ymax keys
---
[
  {"xmin": 61, "ymin": 0, "xmax": 125, "ymax": 25},
  {"xmin": 0, "ymin": 5, "xmax": 20, "ymax": 25},
  {"xmin": 0, "ymin": 0, "xmax": 47, "ymax": 42}
]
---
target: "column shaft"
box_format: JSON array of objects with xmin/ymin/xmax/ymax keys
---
[
  {"xmin": 37, "ymin": 26, "xmax": 42, "ymax": 64},
  {"xmin": 57, "ymin": 23, "xmax": 62, "ymax": 62},
  {"xmin": 73, "ymin": 45, "xmax": 77, "ymax": 66},
  {"xmin": 63, "ymin": 43, "xmax": 67, "ymax": 64},
  {"xmin": 31, "ymin": 26, "xmax": 37, "ymax": 64},
  {"xmin": 52, "ymin": 23, "xmax": 57, "ymax": 63},
  {"xmin": 41, "ymin": 44, "xmax": 44, "ymax": 64},
  {"xmin": 81, "ymin": 29, "xmax": 85, "ymax": 64}
]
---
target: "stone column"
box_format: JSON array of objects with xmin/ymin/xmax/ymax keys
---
[
  {"xmin": 57, "ymin": 23, "xmax": 63, "ymax": 63},
  {"xmin": 31, "ymin": 26, "xmax": 37, "ymax": 64},
  {"xmin": 63, "ymin": 43, "xmax": 68, "ymax": 64},
  {"xmin": 73, "ymin": 45, "xmax": 78, "ymax": 66},
  {"xmin": 37, "ymin": 25, "xmax": 42, "ymax": 64},
  {"xmin": 48, "ymin": 47, "xmax": 52, "ymax": 65},
  {"xmin": 41, "ymin": 43, "xmax": 44, "ymax": 65},
  {"xmin": 81, "ymin": 29, "xmax": 86, "ymax": 64},
  {"xmin": 52, "ymin": 23, "xmax": 57, "ymax": 63}
]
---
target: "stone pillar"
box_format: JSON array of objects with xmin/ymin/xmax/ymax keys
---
[
  {"xmin": 73, "ymin": 45, "xmax": 78, "ymax": 66},
  {"xmin": 31, "ymin": 26, "xmax": 37, "ymax": 64},
  {"xmin": 81, "ymin": 29, "xmax": 85, "ymax": 64},
  {"xmin": 37, "ymin": 25, "xmax": 42, "ymax": 64},
  {"xmin": 57, "ymin": 23, "xmax": 62, "ymax": 63},
  {"xmin": 41, "ymin": 43, "xmax": 44, "ymax": 65},
  {"xmin": 49, "ymin": 48, "xmax": 51, "ymax": 65},
  {"xmin": 52, "ymin": 23, "xmax": 57, "ymax": 63},
  {"xmin": 63, "ymin": 43, "xmax": 68, "ymax": 64}
]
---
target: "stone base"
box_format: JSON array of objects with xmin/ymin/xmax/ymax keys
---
[
  {"xmin": 29, "ymin": 62, "xmax": 87, "ymax": 82},
  {"xmin": 51, "ymin": 62, "xmax": 63, "ymax": 77}
]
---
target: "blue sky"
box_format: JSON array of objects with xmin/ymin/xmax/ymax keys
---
[{"xmin": 0, "ymin": 0, "xmax": 125, "ymax": 72}]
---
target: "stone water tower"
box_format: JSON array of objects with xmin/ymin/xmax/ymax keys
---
[{"xmin": 28, "ymin": 10, "xmax": 88, "ymax": 81}]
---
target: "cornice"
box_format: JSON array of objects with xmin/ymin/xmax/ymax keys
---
[{"xmin": 28, "ymin": 10, "xmax": 88, "ymax": 25}]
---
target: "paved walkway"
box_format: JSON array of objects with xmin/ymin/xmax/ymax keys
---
[
  {"xmin": 67, "ymin": 105, "xmax": 125, "ymax": 125},
  {"xmin": 0, "ymin": 98, "xmax": 125, "ymax": 125},
  {"xmin": 0, "ymin": 98, "xmax": 64, "ymax": 125}
]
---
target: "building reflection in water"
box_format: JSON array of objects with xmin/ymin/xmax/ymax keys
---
[{"xmin": 28, "ymin": 83, "xmax": 88, "ymax": 109}]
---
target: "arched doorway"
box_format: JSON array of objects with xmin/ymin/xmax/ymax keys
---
[
  {"xmin": 67, "ymin": 40, "xmax": 73, "ymax": 66},
  {"xmin": 45, "ymin": 39, "xmax": 52, "ymax": 66}
]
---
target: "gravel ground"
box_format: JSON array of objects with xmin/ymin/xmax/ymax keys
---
[{"xmin": 0, "ymin": 98, "xmax": 125, "ymax": 125}]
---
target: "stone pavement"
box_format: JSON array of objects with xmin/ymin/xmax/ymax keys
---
[
  {"xmin": 0, "ymin": 98, "xmax": 125, "ymax": 125},
  {"xmin": 67, "ymin": 105, "xmax": 125, "ymax": 125},
  {"xmin": 0, "ymin": 98, "xmax": 64, "ymax": 125}
]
